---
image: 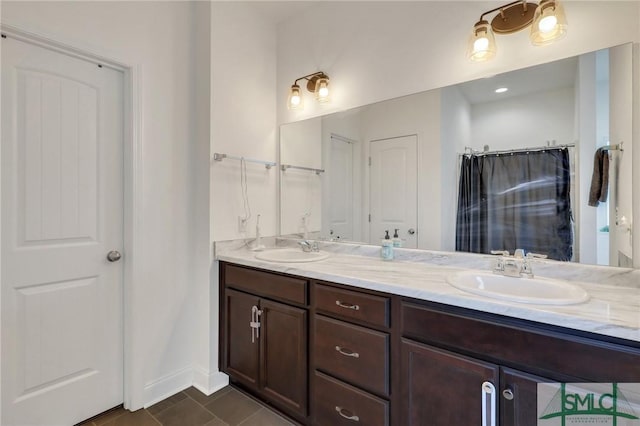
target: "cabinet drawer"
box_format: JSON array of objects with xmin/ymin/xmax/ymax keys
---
[
  {"xmin": 313, "ymin": 371, "xmax": 389, "ymax": 426},
  {"xmin": 223, "ymin": 263, "xmax": 307, "ymax": 305},
  {"xmin": 314, "ymin": 315, "xmax": 389, "ymax": 396},
  {"xmin": 401, "ymin": 300, "xmax": 640, "ymax": 382},
  {"xmin": 313, "ymin": 283, "xmax": 389, "ymax": 328}
]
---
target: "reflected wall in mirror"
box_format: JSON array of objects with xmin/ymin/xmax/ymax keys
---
[{"xmin": 279, "ymin": 43, "xmax": 634, "ymax": 267}]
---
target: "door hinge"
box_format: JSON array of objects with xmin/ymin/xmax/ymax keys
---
[
  {"xmin": 368, "ymin": 214, "xmax": 371, "ymax": 222},
  {"xmin": 368, "ymin": 157, "xmax": 371, "ymax": 166}
]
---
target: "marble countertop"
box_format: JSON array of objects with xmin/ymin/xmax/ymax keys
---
[{"xmin": 215, "ymin": 239, "xmax": 640, "ymax": 344}]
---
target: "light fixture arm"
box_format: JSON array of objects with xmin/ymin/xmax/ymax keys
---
[
  {"xmin": 294, "ymin": 71, "xmax": 329, "ymax": 93},
  {"xmin": 478, "ymin": 0, "xmax": 529, "ymax": 22}
]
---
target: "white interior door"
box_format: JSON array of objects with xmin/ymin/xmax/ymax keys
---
[
  {"xmin": 1, "ymin": 36, "xmax": 124, "ymax": 425},
  {"xmin": 327, "ymin": 135, "xmax": 354, "ymax": 241},
  {"xmin": 369, "ymin": 135, "xmax": 418, "ymax": 248}
]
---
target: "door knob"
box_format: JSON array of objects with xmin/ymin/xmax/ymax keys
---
[
  {"xmin": 107, "ymin": 250, "xmax": 122, "ymax": 262},
  {"xmin": 408, "ymin": 228, "xmax": 416, "ymax": 235}
]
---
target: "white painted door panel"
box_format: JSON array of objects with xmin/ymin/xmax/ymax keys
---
[
  {"xmin": 369, "ymin": 136, "xmax": 418, "ymax": 248},
  {"xmin": 2, "ymin": 37, "xmax": 124, "ymax": 425}
]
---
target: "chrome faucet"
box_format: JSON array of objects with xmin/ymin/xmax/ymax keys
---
[
  {"xmin": 298, "ymin": 240, "xmax": 319, "ymax": 253},
  {"xmin": 491, "ymin": 249, "xmax": 547, "ymax": 278}
]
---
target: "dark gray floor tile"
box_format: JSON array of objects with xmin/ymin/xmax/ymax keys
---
[
  {"xmin": 102, "ymin": 409, "xmax": 160, "ymax": 426},
  {"xmin": 238, "ymin": 408, "xmax": 294, "ymax": 426},
  {"xmin": 147, "ymin": 391, "xmax": 189, "ymax": 416},
  {"xmin": 152, "ymin": 397, "xmax": 215, "ymax": 426},
  {"xmin": 76, "ymin": 406, "xmax": 127, "ymax": 426},
  {"xmin": 204, "ymin": 389, "xmax": 262, "ymax": 425},
  {"xmin": 92, "ymin": 407, "xmax": 128, "ymax": 425},
  {"xmin": 184, "ymin": 386, "xmax": 231, "ymax": 406},
  {"xmin": 204, "ymin": 416, "xmax": 229, "ymax": 426}
]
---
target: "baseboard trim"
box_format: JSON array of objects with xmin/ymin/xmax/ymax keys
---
[
  {"xmin": 192, "ymin": 366, "xmax": 229, "ymax": 396},
  {"xmin": 142, "ymin": 366, "xmax": 193, "ymax": 408}
]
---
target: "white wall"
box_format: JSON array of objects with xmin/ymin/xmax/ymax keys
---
[
  {"xmin": 440, "ymin": 85, "xmax": 471, "ymax": 251},
  {"xmin": 210, "ymin": 2, "xmax": 278, "ymax": 243},
  {"xmin": 280, "ymin": 118, "xmax": 322, "ymax": 236},
  {"xmin": 277, "ymin": 2, "xmax": 640, "ymax": 125},
  {"xmin": 469, "ymin": 87, "xmax": 575, "ymax": 150},
  {"xmin": 1, "ymin": 1, "xmax": 206, "ymax": 409},
  {"xmin": 609, "ymin": 43, "xmax": 634, "ymax": 264}
]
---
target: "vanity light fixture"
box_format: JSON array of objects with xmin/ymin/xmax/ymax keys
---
[
  {"xmin": 287, "ymin": 71, "xmax": 330, "ymax": 110},
  {"xmin": 467, "ymin": 0, "xmax": 567, "ymax": 62}
]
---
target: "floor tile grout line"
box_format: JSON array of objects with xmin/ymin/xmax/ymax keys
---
[{"xmin": 236, "ymin": 407, "xmax": 263, "ymax": 426}]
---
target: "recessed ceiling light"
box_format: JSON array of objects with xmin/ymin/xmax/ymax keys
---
[{"xmin": 495, "ymin": 87, "xmax": 509, "ymax": 93}]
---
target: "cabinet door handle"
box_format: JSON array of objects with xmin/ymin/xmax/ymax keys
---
[
  {"xmin": 335, "ymin": 406, "xmax": 359, "ymax": 422},
  {"xmin": 335, "ymin": 346, "xmax": 360, "ymax": 358},
  {"xmin": 481, "ymin": 381, "xmax": 496, "ymax": 426},
  {"xmin": 502, "ymin": 388, "xmax": 514, "ymax": 400},
  {"xmin": 250, "ymin": 305, "xmax": 262, "ymax": 343},
  {"xmin": 335, "ymin": 300, "xmax": 360, "ymax": 310}
]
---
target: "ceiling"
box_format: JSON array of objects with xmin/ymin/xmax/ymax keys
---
[{"xmin": 456, "ymin": 55, "xmax": 580, "ymax": 105}]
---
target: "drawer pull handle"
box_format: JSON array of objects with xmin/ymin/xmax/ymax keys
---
[
  {"xmin": 335, "ymin": 406, "xmax": 360, "ymax": 421},
  {"xmin": 336, "ymin": 300, "xmax": 360, "ymax": 310},
  {"xmin": 335, "ymin": 346, "xmax": 360, "ymax": 358}
]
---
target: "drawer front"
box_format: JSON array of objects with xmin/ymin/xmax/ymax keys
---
[
  {"xmin": 314, "ymin": 315, "xmax": 389, "ymax": 396},
  {"xmin": 313, "ymin": 371, "xmax": 389, "ymax": 426},
  {"xmin": 402, "ymin": 300, "xmax": 640, "ymax": 382},
  {"xmin": 223, "ymin": 263, "xmax": 307, "ymax": 305},
  {"xmin": 313, "ymin": 283, "xmax": 389, "ymax": 328}
]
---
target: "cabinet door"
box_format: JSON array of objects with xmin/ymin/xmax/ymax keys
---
[
  {"xmin": 260, "ymin": 299, "xmax": 308, "ymax": 417},
  {"xmin": 225, "ymin": 289, "xmax": 260, "ymax": 388},
  {"xmin": 401, "ymin": 339, "xmax": 500, "ymax": 426},
  {"xmin": 500, "ymin": 368, "xmax": 552, "ymax": 426}
]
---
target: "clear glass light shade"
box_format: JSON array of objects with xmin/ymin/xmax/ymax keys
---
[
  {"xmin": 314, "ymin": 77, "xmax": 330, "ymax": 103},
  {"xmin": 530, "ymin": 0, "xmax": 567, "ymax": 46},
  {"xmin": 288, "ymin": 85, "xmax": 303, "ymax": 110},
  {"xmin": 467, "ymin": 21, "xmax": 496, "ymax": 62}
]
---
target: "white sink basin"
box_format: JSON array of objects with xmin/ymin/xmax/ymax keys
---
[
  {"xmin": 255, "ymin": 248, "xmax": 330, "ymax": 263},
  {"xmin": 446, "ymin": 271, "xmax": 589, "ymax": 305}
]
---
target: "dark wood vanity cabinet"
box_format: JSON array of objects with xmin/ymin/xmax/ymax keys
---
[
  {"xmin": 400, "ymin": 339, "xmax": 551, "ymax": 426},
  {"xmin": 220, "ymin": 263, "xmax": 308, "ymax": 421},
  {"xmin": 310, "ymin": 282, "xmax": 392, "ymax": 426},
  {"xmin": 400, "ymin": 299, "xmax": 640, "ymax": 426},
  {"xmin": 220, "ymin": 262, "xmax": 640, "ymax": 426}
]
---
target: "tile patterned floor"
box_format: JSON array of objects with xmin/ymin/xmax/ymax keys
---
[{"xmin": 78, "ymin": 386, "xmax": 296, "ymax": 426}]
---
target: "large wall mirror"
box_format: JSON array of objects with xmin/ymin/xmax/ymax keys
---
[{"xmin": 279, "ymin": 43, "xmax": 634, "ymax": 268}]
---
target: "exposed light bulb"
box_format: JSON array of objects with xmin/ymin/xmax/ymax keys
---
[
  {"xmin": 315, "ymin": 77, "xmax": 330, "ymax": 103},
  {"xmin": 530, "ymin": 0, "xmax": 567, "ymax": 46},
  {"xmin": 495, "ymin": 87, "xmax": 508, "ymax": 93},
  {"xmin": 538, "ymin": 15, "xmax": 557, "ymax": 33},
  {"xmin": 288, "ymin": 84, "xmax": 303, "ymax": 110},
  {"xmin": 467, "ymin": 20, "xmax": 496, "ymax": 62},
  {"xmin": 474, "ymin": 37, "xmax": 490, "ymax": 53}
]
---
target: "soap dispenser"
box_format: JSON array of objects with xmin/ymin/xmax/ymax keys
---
[
  {"xmin": 392, "ymin": 229, "xmax": 402, "ymax": 248},
  {"xmin": 381, "ymin": 230, "xmax": 394, "ymax": 261}
]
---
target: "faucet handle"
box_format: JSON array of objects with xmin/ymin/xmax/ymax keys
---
[
  {"xmin": 521, "ymin": 259, "xmax": 534, "ymax": 278},
  {"xmin": 514, "ymin": 249, "xmax": 525, "ymax": 259}
]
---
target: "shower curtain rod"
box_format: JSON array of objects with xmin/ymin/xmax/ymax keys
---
[{"xmin": 460, "ymin": 143, "xmax": 576, "ymax": 157}]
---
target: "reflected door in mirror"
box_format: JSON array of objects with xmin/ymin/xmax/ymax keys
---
[{"xmin": 369, "ymin": 136, "xmax": 418, "ymax": 248}]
